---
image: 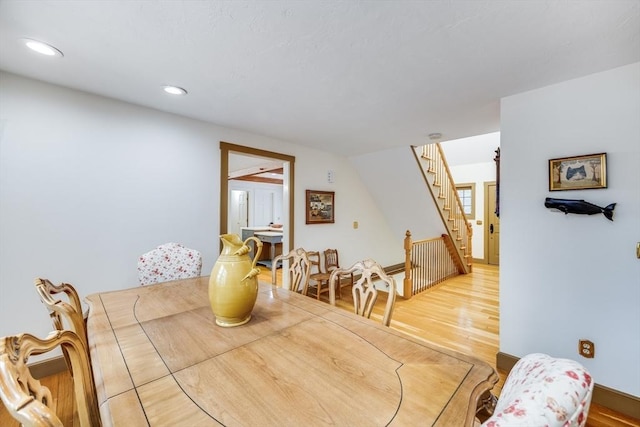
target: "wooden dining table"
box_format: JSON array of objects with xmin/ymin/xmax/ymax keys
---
[{"xmin": 86, "ymin": 276, "xmax": 497, "ymax": 426}]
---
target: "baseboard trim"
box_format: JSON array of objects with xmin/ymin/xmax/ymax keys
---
[
  {"xmin": 497, "ymin": 351, "xmax": 640, "ymax": 420},
  {"xmin": 28, "ymin": 355, "xmax": 67, "ymax": 379},
  {"xmin": 383, "ymin": 263, "xmax": 405, "ymax": 275},
  {"xmin": 496, "ymin": 351, "xmax": 520, "ymax": 372}
]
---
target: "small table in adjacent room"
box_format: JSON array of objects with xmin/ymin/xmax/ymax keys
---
[
  {"xmin": 86, "ymin": 277, "xmax": 498, "ymax": 426},
  {"xmin": 254, "ymin": 231, "xmax": 282, "ymax": 268}
]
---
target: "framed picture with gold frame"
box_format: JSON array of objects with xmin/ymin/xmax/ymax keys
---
[
  {"xmin": 549, "ymin": 153, "xmax": 607, "ymax": 191},
  {"xmin": 305, "ymin": 190, "xmax": 334, "ymax": 224}
]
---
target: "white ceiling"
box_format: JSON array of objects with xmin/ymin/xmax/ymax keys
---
[
  {"xmin": 1, "ymin": 1, "xmax": 638, "ymax": 157},
  {"xmin": 440, "ymin": 131, "xmax": 500, "ymax": 166}
]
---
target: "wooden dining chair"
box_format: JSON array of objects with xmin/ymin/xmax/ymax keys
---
[
  {"xmin": 34, "ymin": 278, "xmax": 87, "ymax": 351},
  {"xmin": 324, "ymin": 248, "xmax": 353, "ymax": 299},
  {"xmin": 307, "ymin": 251, "xmax": 331, "ymax": 300},
  {"xmin": 137, "ymin": 242, "xmax": 203, "ymax": 285},
  {"xmin": 272, "ymin": 248, "xmax": 311, "ymax": 295},
  {"xmin": 329, "ymin": 258, "xmax": 397, "ymax": 326},
  {"xmin": 0, "ymin": 330, "xmax": 102, "ymax": 427}
]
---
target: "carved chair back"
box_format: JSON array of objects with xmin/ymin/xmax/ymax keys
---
[
  {"xmin": 329, "ymin": 259, "xmax": 397, "ymax": 326},
  {"xmin": 34, "ymin": 278, "xmax": 87, "ymax": 351},
  {"xmin": 272, "ymin": 248, "xmax": 310, "ymax": 295},
  {"xmin": 0, "ymin": 330, "xmax": 101, "ymax": 426}
]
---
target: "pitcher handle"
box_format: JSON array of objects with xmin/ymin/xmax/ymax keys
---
[{"xmin": 242, "ymin": 236, "xmax": 263, "ymax": 270}]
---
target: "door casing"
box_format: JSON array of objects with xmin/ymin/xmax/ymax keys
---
[{"xmin": 220, "ymin": 142, "xmax": 295, "ymax": 253}]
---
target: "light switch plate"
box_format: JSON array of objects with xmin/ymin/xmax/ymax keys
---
[{"xmin": 327, "ymin": 170, "xmax": 334, "ymax": 183}]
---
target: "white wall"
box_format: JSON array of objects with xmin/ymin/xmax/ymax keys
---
[
  {"xmin": 350, "ymin": 146, "xmax": 446, "ymax": 243},
  {"xmin": 448, "ymin": 162, "xmax": 496, "ymax": 260},
  {"xmin": 0, "ymin": 72, "xmax": 400, "ymax": 342},
  {"xmin": 500, "ymin": 62, "xmax": 640, "ymax": 396},
  {"xmin": 441, "ymin": 132, "xmax": 500, "ymax": 166},
  {"xmin": 296, "ymin": 147, "xmax": 400, "ymax": 267}
]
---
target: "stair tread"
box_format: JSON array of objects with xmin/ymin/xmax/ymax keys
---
[{"xmin": 417, "ymin": 143, "xmax": 473, "ymax": 280}]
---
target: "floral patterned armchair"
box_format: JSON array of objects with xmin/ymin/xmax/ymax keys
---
[
  {"xmin": 482, "ymin": 353, "xmax": 594, "ymax": 427},
  {"xmin": 137, "ymin": 242, "xmax": 203, "ymax": 285}
]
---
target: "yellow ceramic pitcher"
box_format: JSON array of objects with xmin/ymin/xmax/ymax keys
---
[{"xmin": 209, "ymin": 234, "xmax": 263, "ymax": 327}]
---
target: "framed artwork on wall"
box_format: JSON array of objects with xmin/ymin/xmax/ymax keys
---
[
  {"xmin": 306, "ymin": 190, "xmax": 334, "ymax": 224},
  {"xmin": 549, "ymin": 153, "xmax": 607, "ymax": 191}
]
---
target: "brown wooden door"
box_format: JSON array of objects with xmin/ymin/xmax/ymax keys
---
[{"xmin": 487, "ymin": 183, "xmax": 500, "ymax": 265}]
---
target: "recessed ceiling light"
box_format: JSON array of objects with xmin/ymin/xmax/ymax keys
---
[
  {"xmin": 22, "ymin": 38, "xmax": 63, "ymax": 57},
  {"xmin": 163, "ymin": 86, "xmax": 188, "ymax": 96}
]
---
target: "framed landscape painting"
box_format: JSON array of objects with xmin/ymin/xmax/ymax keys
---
[
  {"xmin": 306, "ymin": 190, "xmax": 334, "ymax": 224},
  {"xmin": 549, "ymin": 153, "xmax": 607, "ymax": 191}
]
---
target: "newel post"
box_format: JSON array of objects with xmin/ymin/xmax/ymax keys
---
[{"xmin": 403, "ymin": 230, "xmax": 413, "ymax": 299}]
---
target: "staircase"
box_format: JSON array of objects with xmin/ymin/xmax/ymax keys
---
[{"xmin": 413, "ymin": 143, "xmax": 472, "ymax": 274}]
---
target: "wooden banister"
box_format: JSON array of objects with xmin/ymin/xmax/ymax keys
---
[
  {"xmin": 417, "ymin": 143, "xmax": 472, "ymax": 274},
  {"xmin": 403, "ymin": 230, "xmax": 459, "ymax": 298}
]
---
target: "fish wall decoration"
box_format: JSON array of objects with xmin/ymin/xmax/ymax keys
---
[{"xmin": 544, "ymin": 197, "xmax": 616, "ymax": 221}]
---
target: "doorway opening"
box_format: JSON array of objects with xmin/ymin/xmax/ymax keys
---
[{"xmin": 219, "ymin": 142, "xmax": 295, "ymax": 253}]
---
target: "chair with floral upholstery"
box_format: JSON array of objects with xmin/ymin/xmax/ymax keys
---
[
  {"xmin": 137, "ymin": 242, "xmax": 203, "ymax": 285},
  {"xmin": 481, "ymin": 353, "xmax": 594, "ymax": 427}
]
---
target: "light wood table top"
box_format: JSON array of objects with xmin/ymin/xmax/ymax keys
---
[{"xmin": 86, "ymin": 277, "xmax": 497, "ymax": 426}]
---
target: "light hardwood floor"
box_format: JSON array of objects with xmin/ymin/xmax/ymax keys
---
[
  {"xmin": 2, "ymin": 263, "xmax": 638, "ymax": 426},
  {"xmin": 272, "ymin": 263, "xmax": 639, "ymax": 427}
]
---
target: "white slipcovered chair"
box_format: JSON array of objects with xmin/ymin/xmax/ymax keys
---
[
  {"xmin": 482, "ymin": 353, "xmax": 594, "ymax": 427},
  {"xmin": 137, "ymin": 242, "xmax": 203, "ymax": 285}
]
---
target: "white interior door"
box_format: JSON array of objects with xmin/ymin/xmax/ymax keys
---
[
  {"xmin": 254, "ymin": 190, "xmax": 274, "ymax": 226},
  {"xmin": 228, "ymin": 190, "xmax": 248, "ymax": 236}
]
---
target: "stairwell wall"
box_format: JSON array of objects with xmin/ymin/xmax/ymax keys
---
[{"xmin": 350, "ymin": 147, "xmax": 446, "ymax": 245}]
